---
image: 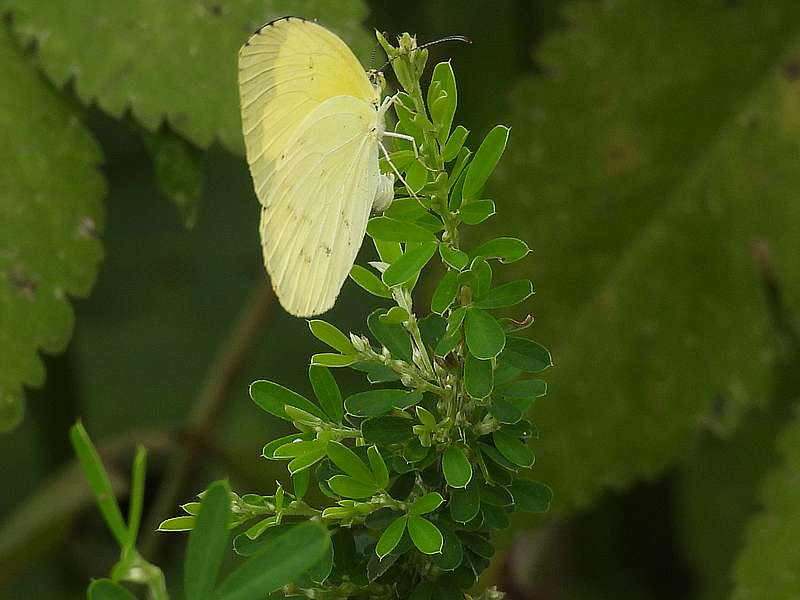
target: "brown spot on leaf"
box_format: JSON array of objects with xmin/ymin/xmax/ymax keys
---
[
  {"xmin": 10, "ymin": 266, "xmax": 37, "ymax": 301},
  {"xmin": 783, "ymin": 58, "xmax": 800, "ymax": 80},
  {"xmin": 603, "ymin": 132, "xmax": 641, "ymax": 177}
]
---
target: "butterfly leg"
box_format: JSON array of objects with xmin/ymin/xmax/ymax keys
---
[
  {"xmin": 382, "ymin": 130, "xmax": 419, "ymax": 159},
  {"xmin": 379, "ymin": 139, "xmax": 419, "ymax": 200}
]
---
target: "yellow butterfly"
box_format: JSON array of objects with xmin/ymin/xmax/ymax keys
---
[{"xmin": 238, "ymin": 17, "xmax": 402, "ymax": 317}]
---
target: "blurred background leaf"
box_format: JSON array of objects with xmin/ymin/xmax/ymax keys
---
[
  {"xmin": 497, "ymin": 0, "xmax": 800, "ymax": 511},
  {"xmin": 0, "ymin": 0, "xmax": 372, "ymax": 153},
  {"xmin": 0, "ymin": 27, "xmax": 105, "ymax": 432},
  {"xmin": 731, "ymin": 403, "xmax": 800, "ymax": 600}
]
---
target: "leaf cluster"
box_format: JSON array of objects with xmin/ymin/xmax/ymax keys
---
[{"xmin": 157, "ymin": 33, "xmax": 552, "ymax": 600}]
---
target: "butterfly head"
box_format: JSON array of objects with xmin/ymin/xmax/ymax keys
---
[{"xmin": 367, "ymin": 69, "xmax": 386, "ymax": 106}]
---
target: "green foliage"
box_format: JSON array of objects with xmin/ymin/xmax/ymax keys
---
[
  {"xmin": 0, "ymin": 0, "xmax": 371, "ymax": 154},
  {"xmin": 732, "ymin": 404, "xmax": 800, "ymax": 599},
  {"xmin": 149, "ymin": 32, "xmax": 551, "ymax": 600},
  {"xmin": 0, "ymin": 28, "xmax": 105, "ymax": 431},
  {"xmin": 141, "ymin": 128, "xmax": 205, "ymax": 229},
  {"xmin": 72, "ymin": 424, "xmax": 331, "ymax": 600},
  {"xmin": 501, "ymin": 0, "xmax": 800, "ymax": 511}
]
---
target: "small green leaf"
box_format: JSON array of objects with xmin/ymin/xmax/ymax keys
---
[
  {"xmin": 362, "ymin": 416, "xmax": 415, "ymax": 444},
  {"xmin": 458, "ymin": 532, "xmax": 495, "ymax": 559},
  {"xmin": 293, "ymin": 468, "xmax": 310, "ymax": 500},
  {"xmin": 439, "ymin": 243, "xmax": 469, "ymax": 270},
  {"xmin": 287, "ymin": 447, "xmax": 327, "ymax": 475},
  {"xmin": 263, "ymin": 433, "xmax": 312, "ymax": 460},
  {"xmin": 474, "ymin": 280, "xmax": 534, "ymax": 309},
  {"xmin": 443, "ymin": 125, "xmax": 469, "ymax": 162},
  {"xmin": 310, "ymin": 353, "xmax": 355, "ymax": 368},
  {"xmin": 408, "ymin": 515, "xmax": 443, "ymax": 555},
  {"xmin": 429, "ymin": 61, "xmax": 457, "ymax": 144},
  {"xmin": 215, "ymin": 522, "xmax": 330, "ymax": 600},
  {"xmin": 459, "ymin": 199, "xmax": 496, "ymax": 225},
  {"xmin": 368, "ymin": 446, "xmax": 390, "ymax": 489},
  {"xmin": 350, "ymin": 264, "xmax": 392, "ymax": 299},
  {"xmin": 463, "ymin": 125, "xmax": 509, "ymax": 200},
  {"xmin": 433, "ymin": 524, "xmax": 464, "ymax": 571},
  {"xmin": 385, "ymin": 197, "xmax": 429, "ymax": 221},
  {"xmin": 368, "ymin": 309, "xmax": 413, "ymax": 362},
  {"xmin": 309, "ymin": 366, "xmax": 343, "ymax": 424},
  {"xmin": 464, "ymin": 352, "xmax": 493, "ymax": 399},
  {"xmin": 431, "ymin": 270, "xmax": 460, "ymax": 314},
  {"xmin": 449, "ymin": 481, "xmax": 481, "ymax": 523},
  {"xmin": 345, "ymin": 389, "xmax": 423, "ymax": 417},
  {"xmin": 510, "ymin": 479, "xmax": 553, "ymax": 513},
  {"xmin": 376, "ymin": 515, "xmax": 408, "ymax": 559},
  {"xmin": 69, "ymin": 422, "xmax": 128, "ymax": 547},
  {"xmin": 308, "ymin": 320, "xmax": 354, "ymax": 355},
  {"xmin": 373, "ymin": 239, "xmax": 403, "ymax": 264},
  {"xmin": 368, "ymin": 216, "xmax": 437, "ymax": 243},
  {"xmin": 498, "ymin": 315, "xmax": 535, "ymax": 334},
  {"xmin": 443, "ymin": 447, "xmax": 473, "ymax": 488},
  {"xmin": 495, "ymin": 379, "xmax": 547, "ymax": 399},
  {"xmin": 418, "ymin": 313, "xmax": 447, "ymax": 352},
  {"xmin": 498, "ymin": 337, "xmax": 553, "ymax": 373},
  {"xmin": 469, "ymin": 237, "xmax": 530, "ymax": 263},
  {"xmin": 127, "ymin": 446, "xmax": 146, "ymax": 545},
  {"xmin": 405, "ymin": 160, "xmax": 428, "ymax": 193},
  {"xmin": 493, "ymin": 430, "xmax": 535, "ymax": 468},
  {"xmin": 383, "ymin": 149, "xmax": 416, "ymax": 171},
  {"xmin": 249, "ymin": 381, "xmax": 327, "ymax": 422},
  {"xmin": 466, "ymin": 257, "xmax": 492, "ymax": 297},
  {"xmin": 478, "ymin": 482, "xmax": 514, "ymax": 508},
  {"xmin": 410, "ymin": 492, "xmax": 444, "ymax": 515},
  {"xmin": 185, "ymin": 480, "xmax": 230, "ymax": 600},
  {"xmin": 435, "ymin": 332, "xmax": 461, "ymax": 358},
  {"xmin": 157, "ymin": 516, "xmax": 196, "ymax": 531},
  {"xmin": 415, "ymin": 406, "xmax": 437, "ymax": 428},
  {"xmin": 447, "ymin": 306, "xmax": 468, "ymax": 335},
  {"xmin": 382, "ymin": 242, "xmax": 438, "ymax": 287},
  {"xmin": 378, "ymin": 306, "xmax": 410, "ymax": 325},
  {"xmin": 87, "ymin": 580, "xmax": 138, "ymax": 600},
  {"xmin": 464, "ymin": 307, "xmax": 506, "ymax": 359},
  {"xmin": 326, "ymin": 441, "xmax": 376, "ymax": 485},
  {"xmin": 142, "ymin": 128, "xmax": 204, "ymax": 228},
  {"xmin": 490, "ymin": 399, "xmax": 522, "ymax": 424},
  {"xmin": 273, "ymin": 440, "xmax": 325, "ymax": 459},
  {"xmin": 327, "ymin": 475, "xmax": 379, "ymax": 499},
  {"xmin": 448, "ymin": 147, "xmax": 472, "ymax": 191}
]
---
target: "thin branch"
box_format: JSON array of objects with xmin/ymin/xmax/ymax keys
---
[{"xmin": 141, "ymin": 278, "xmax": 273, "ymax": 556}]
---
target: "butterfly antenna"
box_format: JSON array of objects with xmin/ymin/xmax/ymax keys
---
[
  {"xmin": 378, "ymin": 35, "xmax": 471, "ymax": 72},
  {"xmin": 368, "ymin": 46, "xmax": 378, "ymax": 69}
]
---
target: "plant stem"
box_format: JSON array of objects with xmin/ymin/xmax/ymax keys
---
[{"xmin": 142, "ymin": 278, "xmax": 273, "ymax": 556}]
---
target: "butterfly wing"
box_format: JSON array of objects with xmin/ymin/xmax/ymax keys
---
[
  {"xmin": 239, "ymin": 17, "xmax": 381, "ymax": 316},
  {"xmin": 239, "ymin": 17, "xmax": 376, "ymax": 205},
  {"xmin": 259, "ymin": 95, "xmax": 380, "ymax": 316}
]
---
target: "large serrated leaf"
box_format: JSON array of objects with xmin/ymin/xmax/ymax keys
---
[
  {"xmin": 731, "ymin": 402, "xmax": 800, "ymax": 600},
  {"xmin": 500, "ymin": 0, "xmax": 800, "ymax": 511},
  {"xmin": 0, "ymin": 0, "xmax": 371, "ymax": 153},
  {"xmin": 0, "ymin": 28, "xmax": 105, "ymax": 431}
]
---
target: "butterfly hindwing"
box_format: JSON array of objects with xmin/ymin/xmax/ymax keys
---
[{"xmin": 259, "ymin": 95, "xmax": 380, "ymax": 316}]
